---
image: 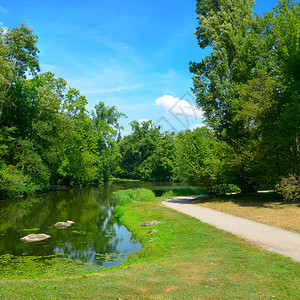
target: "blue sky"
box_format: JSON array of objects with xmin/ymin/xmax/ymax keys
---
[{"xmin": 1, "ymin": 0, "xmax": 279, "ymax": 134}]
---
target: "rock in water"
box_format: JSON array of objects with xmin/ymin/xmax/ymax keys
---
[
  {"xmin": 54, "ymin": 220, "xmax": 75, "ymax": 228},
  {"xmin": 140, "ymin": 221, "xmax": 160, "ymax": 227},
  {"xmin": 20, "ymin": 234, "xmax": 51, "ymax": 243}
]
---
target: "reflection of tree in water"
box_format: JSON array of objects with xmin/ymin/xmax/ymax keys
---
[
  {"xmin": 0, "ymin": 193, "xmax": 53, "ymax": 256},
  {"xmin": 0, "ymin": 183, "xmax": 141, "ymax": 267}
]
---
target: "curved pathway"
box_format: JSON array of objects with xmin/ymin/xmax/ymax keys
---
[{"xmin": 163, "ymin": 196, "xmax": 300, "ymax": 262}]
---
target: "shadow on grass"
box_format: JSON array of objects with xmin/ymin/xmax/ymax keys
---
[
  {"xmin": 192, "ymin": 192, "xmax": 300, "ymax": 209},
  {"xmin": 164, "ymin": 196, "xmax": 204, "ymax": 204}
]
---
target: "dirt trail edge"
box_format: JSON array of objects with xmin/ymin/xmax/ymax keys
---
[{"xmin": 162, "ymin": 196, "xmax": 300, "ymax": 262}]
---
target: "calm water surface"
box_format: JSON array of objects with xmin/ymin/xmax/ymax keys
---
[{"xmin": 0, "ymin": 181, "xmax": 188, "ymax": 276}]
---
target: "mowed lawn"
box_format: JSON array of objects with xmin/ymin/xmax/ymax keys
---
[
  {"xmin": 0, "ymin": 196, "xmax": 299, "ymax": 299},
  {"xmin": 194, "ymin": 192, "xmax": 300, "ymax": 232}
]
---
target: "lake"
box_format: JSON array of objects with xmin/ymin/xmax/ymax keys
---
[{"xmin": 0, "ymin": 180, "xmax": 188, "ymax": 278}]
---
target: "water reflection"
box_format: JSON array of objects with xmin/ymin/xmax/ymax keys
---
[{"xmin": 0, "ymin": 181, "xmax": 187, "ymax": 272}]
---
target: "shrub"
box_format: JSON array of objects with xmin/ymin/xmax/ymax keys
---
[
  {"xmin": 0, "ymin": 165, "xmax": 38, "ymax": 199},
  {"xmin": 208, "ymin": 184, "xmax": 241, "ymax": 196},
  {"xmin": 276, "ymin": 174, "xmax": 299, "ymax": 202},
  {"xmin": 112, "ymin": 188, "xmax": 155, "ymax": 206},
  {"xmin": 162, "ymin": 187, "xmax": 206, "ymax": 197}
]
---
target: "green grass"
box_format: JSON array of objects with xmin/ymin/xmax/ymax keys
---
[
  {"xmin": 0, "ymin": 192, "xmax": 299, "ymax": 299},
  {"xmin": 162, "ymin": 187, "xmax": 206, "ymax": 197},
  {"xmin": 112, "ymin": 188, "xmax": 155, "ymax": 206}
]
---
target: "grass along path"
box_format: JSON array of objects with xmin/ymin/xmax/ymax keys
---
[
  {"xmin": 0, "ymin": 196, "xmax": 299, "ymax": 299},
  {"xmin": 163, "ymin": 196, "xmax": 300, "ymax": 262},
  {"xmin": 193, "ymin": 192, "xmax": 300, "ymax": 233}
]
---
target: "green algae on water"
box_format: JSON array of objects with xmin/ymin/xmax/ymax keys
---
[{"xmin": 0, "ymin": 254, "xmax": 94, "ymax": 279}]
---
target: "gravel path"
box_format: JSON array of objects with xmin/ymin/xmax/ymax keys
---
[{"xmin": 162, "ymin": 196, "xmax": 300, "ymax": 262}]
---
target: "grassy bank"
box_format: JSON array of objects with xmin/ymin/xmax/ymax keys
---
[{"xmin": 0, "ymin": 193, "xmax": 299, "ymax": 299}]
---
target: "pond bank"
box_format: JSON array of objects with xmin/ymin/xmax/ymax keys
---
[{"xmin": 1, "ymin": 194, "xmax": 299, "ymax": 299}]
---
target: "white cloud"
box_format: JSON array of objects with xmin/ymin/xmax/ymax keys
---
[
  {"xmin": 155, "ymin": 95, "xmax": 203, "ymax": 119},
  {"xmin": 190, "ymin": 123, "xmax": 205, "ymax": 130},
  {"xmin": 138, "ymin": 118, "xmax": 150, "ymax": 124},
  {"xmin": 0, "ymin": 26, "xmax": 8, "ymax": 36}
]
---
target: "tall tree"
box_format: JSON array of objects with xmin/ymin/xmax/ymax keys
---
[
  {"xmin": 0, "ymin": 23, "xmax": 39, "ymax": 120},
  {"xmin": 117, "ymin": 121, "xmax": 161, "ymax": 180},
  {"xmin": 190, "ymin": 0, "xmax": 300, "ymax": 189},
  {"xmin": 91, "ymin": 102, "xmax": 126, "ymax": 182},
  {"xmin": 190, "ymin": 0, "xmax": 255, "ymax": 142},
  {"xmin": 174, "ymin": 127, "xmax": 237, "ymax": 194}
]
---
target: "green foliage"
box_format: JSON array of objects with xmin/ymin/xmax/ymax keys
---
[
  {"xmin": 117, "ymin": 121, "xmax": 162, "ymax": 180},
  {"xmin": 174, "ymin": 127, "xmax": 236, "ymax": 194},
  {"xmin": 162, "ymin": 187, "xmax": 207, "ymax": 197},
  {"xmin": 117, "ymin": 122, "xmax": 176, "ymax": 182},
  {"xmin": 207, "ymin": 184, "xmax": 241, "ymax": 196},
  {"xmin": 0, "ymin": 164, "xmax": 38, "ymax": 198},
  {"xmin": 112, "ymin": 188, "xmax": 155, "ymax": 206},
  {"xmin": 138, "ymin": 132, "xmax": 176, "ymax": 181},
  {"xmin": 0, "ymin": 23, "xmax": 39, "ymax": 120},
  {"xmin": 92, "ymin": 102, "xmax": 126, "ymax": 183},
  {"xmin": 0, "ymin": 23, "xmax": 126, "ymax": 198},
  {"xmin": 276, "ymin": 174, "xmax": 300, "ymax": 202},
  {"xmin": 190, "ymin": 0, "xmax": 300, "ymax": 189}
]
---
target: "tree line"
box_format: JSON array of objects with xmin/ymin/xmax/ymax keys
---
[
  {"xmin": 116, "ymin": 0, "xmax": 299, "ymax": 198},
  {"xmin": 1, "ymin": 0, "xmax": 299, "ymax": 199},
  {"xmin": 0, "ymin": 23, "xmax": 125, "ymax": 198}
]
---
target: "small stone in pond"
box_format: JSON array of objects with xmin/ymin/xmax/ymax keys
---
[
  {"xmin": 140, "ymin": 221, "xmax": 160, "ymax": 227},
  {"xmin": 55, "ymin": 221, "xmax": 74, "ymax": 228},
  {"xmin": 147, "ymin": 229, "xmax": 157, "ymax": 235},
  {"xmin": 20, "ymin": 234, "xmax": 51, "ymax": 243}
]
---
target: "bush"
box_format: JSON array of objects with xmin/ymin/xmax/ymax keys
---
[
  {"xmin": 112, "ymin": 188, "xmax": 155, "ymax": 206},
  {"xmin": 0, "ymin": 165, "xmax": 38, "ymax": 199},
  {"xmin": 208, "ymin": 184, "xmax": 241, "ymax": 196},
  {"xmin": 276, "ymin": 174, "xmax": 299, "ymax": 202},
  {"xmin": 162, "ymin": 187, "xmax": 206, "ymax": 197}
]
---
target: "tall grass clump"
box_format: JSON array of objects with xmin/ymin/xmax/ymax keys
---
[
  {"xmin": 112, "ymin": 188, "xmax": 155, "ymax": 206},
  {"xmin": 162, "ymin": 187, "xmax": 206, "ymax": 197}
]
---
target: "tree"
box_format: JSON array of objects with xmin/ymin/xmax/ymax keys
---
[
  {"xmin": 91, "ymin": 102, "xmax": 126, "ymax": 182},
  {"xmin": 0, "ymin": 23, "xmax": 129, "ymax": 198},
  {"xmin": 190, "ymin": 0, "xmax": 255, "ymax": 142},
  {"xmin": 190, "ymin": 0, "xmax": 300, "ymax": 189},
  {"xmin": 0, "ymin": 23, "xmax": 39, "ymax": 120},
  {"xmin": 138, "ymin": 132, "xmax": 176, "ymax": 181},
  {"xmin": 117, "ymin": 121, "xmax": 162, "ymax": 180},
  {"xmin": 174, "ymin": 127, "xmax": 238, "ymax": 194}
]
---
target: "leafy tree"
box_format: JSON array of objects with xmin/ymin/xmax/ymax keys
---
[
  {"xmin": 138, "ymin": 132, "xmax": 176, "ymax": 181},
  {"xmin": 190, "ymin": 0, "xmax": 255, "ymax": 142},
  {"xmin": 0, "ymin": 23, "xmax": 131, "ymax": 198},
  {"xmin": 0, "ymin": 23, "xmax": 39, "ymax": 120},
  {"xmin": 91, "ymin": 102, "xmax": 126, "ymax": 182},
  {"xmin": 190, "ymin": 0, "xmax": 300, "ymax": 189},
  {"xmin": 117, "ymin": 121, "xmax": 162, "ymax": 180},
  {"xmin": 174, "ymin": 127, "xmax": 238, "ymax": 194}
]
